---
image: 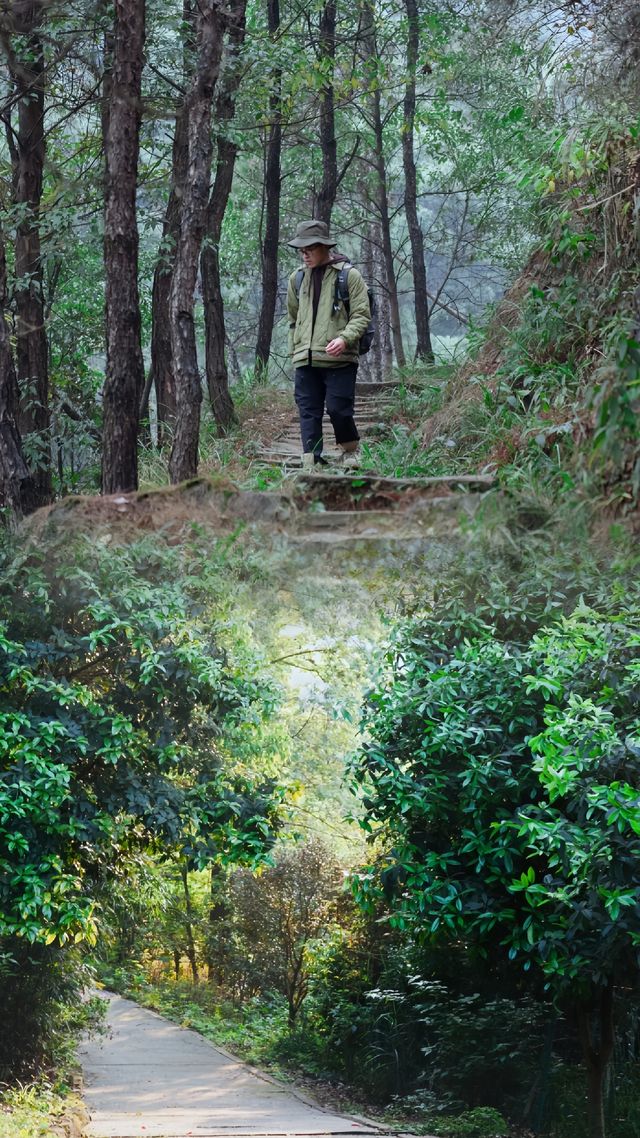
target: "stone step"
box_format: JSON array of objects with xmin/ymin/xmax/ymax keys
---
[{"xmin": 256, "ymin": 384, "xmax": 419, "ymax": 470}]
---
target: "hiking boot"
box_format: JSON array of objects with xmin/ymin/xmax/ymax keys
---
[
  {"xmin": 301, "ymin": 453, "xmax": 328, "ymax": 474},
  {"xmin": 337, "ymin": 448, "xmax": 361, "ymax": 471}
]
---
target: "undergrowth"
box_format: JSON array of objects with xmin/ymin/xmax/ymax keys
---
[
  {"xmin": 0, "ymin": 1082, "xmax": 85, "ymax": 1138},
  {"xmin": 411, "ymin": 116, "xmax": 640, "ymax": 513},
  {"xmin": 104, "ymin": 972, "xmax": 518, "ymax": 1137},
  {"xmin": 104, "ymin": 971, "xmax": 325, "ymax": 1076}
]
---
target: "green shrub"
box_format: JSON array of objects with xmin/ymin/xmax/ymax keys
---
[
  {"xmin": 0, "ymin": 942, "xmax": 88, "ymax": 1080},
  {"xmin": 423, "ymin": 1106, "xmax": 509, "ymax": 1137},
  {"xmin": 0, "ymin": 1082, "xmax": 85, "ymax": 1138}
]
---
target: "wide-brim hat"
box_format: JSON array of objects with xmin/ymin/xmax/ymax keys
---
[{"xmin": 287, "ymin": 220, "xmax": 337, "ymax": 248}]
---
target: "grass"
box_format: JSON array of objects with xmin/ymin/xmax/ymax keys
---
[
  {"xmin": 138, "ymin": 379, "xmax": 295, "ymax": 492},
  {"xmin": 99, "ymin": 974, "xmax": 402, "ymax": 1126},
  {"xmin": 125, "ymin": 321, "xmax": 637, "ymax": 515},
  {"xmin": 106, "ymin": 974, "xmax": 301, "ymax": 1073},
  {"xmin": 0, "ymin": 1082, "xmax": 86, "ymax": 1138},
  {"xmin": 97, "ymin": 975, "xmax": 523, "ymax": 1137}
]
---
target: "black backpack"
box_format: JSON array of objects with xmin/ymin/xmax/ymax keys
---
[{"xmin": 294, "ymin": 262, "xmax": 376, "ymax": 355}]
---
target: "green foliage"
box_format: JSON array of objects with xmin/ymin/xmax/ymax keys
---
[
  {"xmin": 592, "ymin": 321, "xmax": 640, "ymax": 498},
  {"xmin": 549, "ymin": 1058, "xmax": 640, "ymax": 1138},
  {"xmin": 350, "ymin": 594, "xmax": 640, "ymax": 988},
  {"xmin": 0, "ymin": 545, "xmax": 283, "ymax": 947},
  {"xmin": 412, "ymin": 980, "xmax": 548, "ymax": 1109},
  {"xmin": 343, "ymin": 544, "xmax": 640, "ymax": 1134},
  {"xmin": 420, "ymin": 1107, "xmax": 508, "ymax": 1138},
  {"xmin": 418, "ymin": 107, "xmax": 640, "ymax": 506},
  {"xmin": 0, "ymin": 535, "xmax": 288, "ymax": 1076},
  {"xmin": 302, "ymin": 921, "xmax": 551, "ymax": 1112},
  {"xmin": 0, "ymin": 942, "xmax": 103, "ymax": 1080},
  {"xmin": 0, "ymin": 1082, "xmax": 87, "ymax": 1138}
]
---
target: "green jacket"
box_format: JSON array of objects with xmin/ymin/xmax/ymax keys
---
[{"xmin": 287, "ymin": 261, "xmax": 370, "ymax": 368}]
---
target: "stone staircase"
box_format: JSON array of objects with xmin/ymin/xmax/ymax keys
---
[
  {"xmin": 243, "ymin": 380, "xmax": 496, "ymax": 544},
  {"xmin": 253, "ymin": 380, "xmax": 400, "ymax": 467},
  {"xmin": 289, "ymin": 472, "xmax": 496, "ymax": 543}
]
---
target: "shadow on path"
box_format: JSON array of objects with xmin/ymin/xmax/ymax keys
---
[{"xmin": 79, "ymin": 992, "xmax": 393, "ymax": 1137}]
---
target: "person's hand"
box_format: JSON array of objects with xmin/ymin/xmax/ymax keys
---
[{"xmin": 326, "ymin": 337, "xmax": 346, "ymax": 357}]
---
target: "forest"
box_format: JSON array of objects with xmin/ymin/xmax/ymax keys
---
[{"xmin": 1, "ymin": 2, "xmax": 640, "ymax": 1138}]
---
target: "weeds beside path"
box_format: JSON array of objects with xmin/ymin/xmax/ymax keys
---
[
  {"xmin": 0, "ymin": 1083, "xmax": 88, "ymax": 1138},
  {"xmin": 104, "ymin": 976, "xmax": 519, "ymax": 1138},
  {"xmin": 108, "ymin": 976, "xmax": 401, "ymax": 1128},
  {"xmin": 79, "ymin": 990, "xmax": 387, "ymax": 1137}
]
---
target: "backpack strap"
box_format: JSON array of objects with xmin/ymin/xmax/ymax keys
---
[
  {"xmin": 333, "ymin": 262, "xmax": 352, "ymax": 313},
  {"xmin": 295, "ymin": 262, "xmax": 353, "ymax": 310}
]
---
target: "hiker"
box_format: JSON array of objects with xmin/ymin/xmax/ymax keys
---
[{"xmin": 286, "ymin": 220, "xmax": 371, "ymax": 470}]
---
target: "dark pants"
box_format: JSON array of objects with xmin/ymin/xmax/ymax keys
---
[{"xmin": 294, "ymin": 364, "xmax": 359, "ymax": 457}]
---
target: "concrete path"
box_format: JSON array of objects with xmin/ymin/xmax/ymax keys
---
[{"xmin": 79, "ymin": 993, "xmax": 387, "ymax": 1137}]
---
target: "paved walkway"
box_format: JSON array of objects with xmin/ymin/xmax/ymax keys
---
[{"xmin": 79, "ymin": 993, "xmax": 387, "ymax": 1137}]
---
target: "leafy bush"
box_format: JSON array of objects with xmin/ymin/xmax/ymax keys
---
[
  {"xmin": 301, "ymin": 924, "xmax": 551, "ymax": 1111},
  {"xmin": 0, "ymin": 538, "xmax": 286, "ymax": 1077},
  {"xmin": 423, "ymin": 1107, "xmax": 509, "ymax": 1138},
  {"xmin": 221, "ymin": 840, "xmax": 342, "ymax": 1026},
  {"xmin": 0, "ymin": 943, "xmax": 101, "ymax": 1080},
  {"xmin": 349, "ymin": 575, "xmax": 640, "ymax": 1135},
  {"xmin": 0, "ymin": 1081, "xmax": 86, "ymax": 1138}
]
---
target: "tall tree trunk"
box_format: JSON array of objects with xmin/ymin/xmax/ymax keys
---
[
  {"xmin": 313, "ymin": 0, "xmax": 337, "ymax": 226},
  {"xmin": 361, "ymin": 0, "xmax": 405, "ymax": 368},
  {"xmin": 181, "ymin": 862, "xmax": 199, "ymax": 984},
  {"xmin": 201, "ymin": 0, "xmax": 247, "ymax": 434},
  {"xmin": 403, "ymin": 0, "xmax": 433, "ymax": 362},
  {"xmin": 378, "ymin": 250, "xmax": 394, "ymax": 378},
  {"xmin": 357, "ymin": 229, "xmax": 375, "ymax": 382},
  {"xmin": 169, "ymin": 0, "xmax": 224, "ymax": 484},
  {"xmin": 101, "ymin": 0, "xmax": 146, "ymax": 495},
  {"xmin": 206, "ymin": 863, "xmax": 227, "ymax": 984},
  {"xmin": 577, "ymin": 982, "xmax": 615, "ymax": 1138},
  {"xmin": 254, "ymin": 0, "xmax": 281, "ymax": 379},
  {"xmin": 149, "ymin": 113, "xmax": 187, "ymax": 440},
  {"xmin": 5, "ymin": 0, "xmax": 51, "ymax": 507},
  {"xmin": 0, "ymin": 226, "xmax": 32, "ymax": 517},
  {"xmin": 149, "ymin": 0, "xmax": 195, "ymax": 443}
]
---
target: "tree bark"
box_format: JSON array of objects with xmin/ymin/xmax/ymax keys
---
[
  {"xmin": 149, "ymin": 115, "xmax": 187, "ymax": 440},
  {"xmin": 357, "ymin": 229, "xmax": 376, "ymax": 382},
  {"xmin": 181, "ymin": 862, "xmax": 199, "ymax": 984},
  {"xmin": 0, "ymin": 226, "xmax": 33, "ymax": 517},
  {"xmin": 149, "ymin": 0, "xmax": 195, "ymax": 443},
  {"xmin": 206, "ymin": 862, "xmax": 228, "ymax": 984},
  {"xmin": 373, "ymin": 223, "xmax": 393, "ymax": 378},
  {"xmin": 201, "ymin": 0, "xmax": 247, "ymax": 434},
  {"xmin": 169, "ymin": 0, "xmax": 224, "ymax": 484},
  {"xmin": 254, "ymin": 0, "xmax": 281, "ymax": 380},
  {"xmin": 403, "ymin": 0, "xmax": 433, "ymax": 362},
  {"xmin": 577, "ymin": 981, "xmax": 615, "ymax": 1138},
  {"xmin": 5, "ymin": 0, "xmax": 52, "ymax": 507},
  {"xmin": 361, "ymin": 0, "xmax": 405, "ymax": 369},
  {"xmin": 101, "ymin": 0, "xmax": 146, "ymax": 495},
  {"xmin": 313, "ymin": 0, "xmax": 337, "ymax": 226},
  {"xmin": 286, "ymin": 950, "xmax": 305, "ymax": 1029}
]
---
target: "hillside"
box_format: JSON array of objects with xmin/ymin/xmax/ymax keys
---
[{"xmin": 393, "ymin": 128, "xmax": 640, "ymax": 516}]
